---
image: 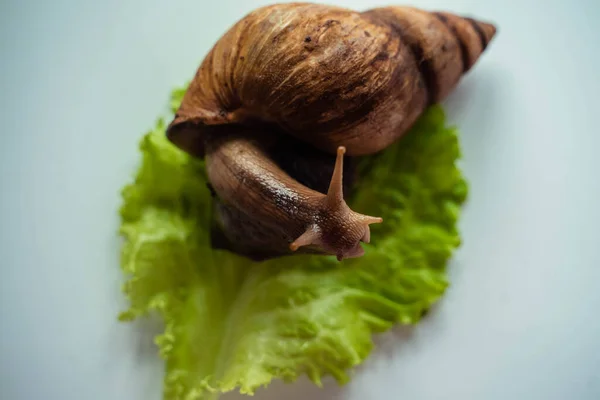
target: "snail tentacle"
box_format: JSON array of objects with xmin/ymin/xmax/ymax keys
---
[{"xmin": 289, "ymin": 146, "xmax": 383, "ymax": 260}]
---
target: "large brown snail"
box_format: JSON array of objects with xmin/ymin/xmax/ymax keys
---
[{"xmin": 167, "ymin": 3, "xmax": 497, "ymax": 261}]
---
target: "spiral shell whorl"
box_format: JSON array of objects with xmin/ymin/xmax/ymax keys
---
[{"xmin": 168, "ymin": 3, "xmax": 496, "ymax": 157}]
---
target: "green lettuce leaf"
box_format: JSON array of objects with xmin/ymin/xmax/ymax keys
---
[{"xmin": 118, "ymin": 85, "xmax": 468, "ymax": 400}]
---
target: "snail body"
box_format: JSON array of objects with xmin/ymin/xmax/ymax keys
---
[{"xmin": 167, "ymin": 3, "xmax": 497, "ymax": 261}]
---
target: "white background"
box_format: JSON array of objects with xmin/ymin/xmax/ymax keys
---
[{"xmin": 1, "ymin": 0, "xmax": 599, "ymax": 399}]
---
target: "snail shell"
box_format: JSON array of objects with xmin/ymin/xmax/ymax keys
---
[{"xmin": 167, "ymin": 3, "xmax": 497, "ymax": 261}]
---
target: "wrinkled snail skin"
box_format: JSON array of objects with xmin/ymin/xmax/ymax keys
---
[
  {"xmin": 206, "ymin": 129, "xmax": 381, "ymax": 261},
  {"xmin": 167, "ymin": 3, "xmax": 497, "ymax": 260}
]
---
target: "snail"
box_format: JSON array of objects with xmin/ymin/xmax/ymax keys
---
[{"xmin": 166, "ymin": 3, "xmax": 497, "ymax": 261}]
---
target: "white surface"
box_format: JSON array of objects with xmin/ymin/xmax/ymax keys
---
[{"xmin": 1, "ymin": 0, "xmax": 599, "ymax": 399}]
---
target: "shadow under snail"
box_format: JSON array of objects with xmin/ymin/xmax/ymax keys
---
[{"xmin": 166, "ymin": 3, "xmax": 497, "ymax": 262}]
